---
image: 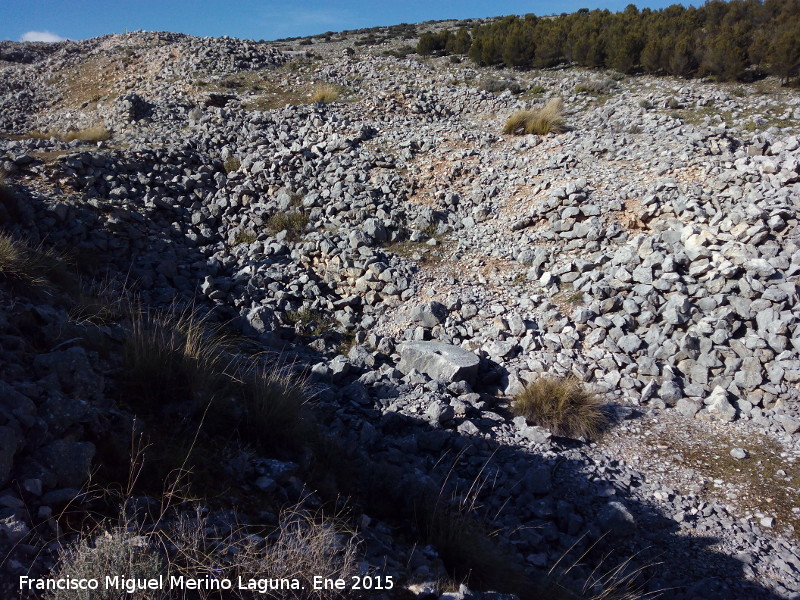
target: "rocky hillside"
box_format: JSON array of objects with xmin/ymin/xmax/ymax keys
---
[{"xmin": 1, "ymin": 27, "xmax": 799, "ymax": 600}]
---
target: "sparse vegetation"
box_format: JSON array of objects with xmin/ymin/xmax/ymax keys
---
[
  {"xmin": 383, "ymin": 45, "xmax": 416, "ymax": 59},
  {"xmin": 503, "ymin": 98, "xmax": 565, "ymax": 135},
  {"xmin": 514, "ymin": 375, "xmax": 607, "ymax": 439},
  {"xmin": 383, "ymin": 239, "xmax": 450, "ymax": 264},
  {"xmin": 224, "ymin": 157, "xmax": 241, "ymax": 173},
  {"xmin": 416, "ymin": 494, "xmax": 528, "ymax": 594},
  {"xmin": 233, "ymin": 229, "xmax": 256, "ymax": 245},
  {"xmin": 310, "ymin": 83, "xmax": 340, "ymax": 103},
  {"xmin": 522, "ymin": 84, "xmax": 547, "ymax": 98},
  {"xmin": 47, "ymin": 506, "xmax": 358, "ymax": 600},
  {"xmin": 286, "ymin": 307, "xmax": 333, "ymax": 336},
  {"xmin": 574, "ymin": 79, "xmax": 615, "ymax": 95},
  {"xmin": 46, "ymin": 525, "xmax": 165, "ymax": 600},
  {"xmin": 480, "ymin": 77, "xmax": 522, "ymax": 94},
  {"xmin": 267, "ymin": 210, "xmax": 308, "ymax": 240}
]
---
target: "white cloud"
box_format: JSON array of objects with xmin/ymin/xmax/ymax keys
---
[{"xmin": 20, "ymin": 31, "xmax": 67, "ymax": 43}]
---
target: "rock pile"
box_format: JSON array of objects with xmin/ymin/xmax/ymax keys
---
[{"xmin": 1, "ymin": 29, "xmax": 799, "ymax": 600}]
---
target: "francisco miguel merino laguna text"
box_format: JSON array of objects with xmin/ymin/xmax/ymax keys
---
[{"xmin": 20, "ymin": 575, "xmax": 310, "ymax": 593}]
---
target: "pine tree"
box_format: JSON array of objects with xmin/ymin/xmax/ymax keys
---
[
  {"xmin": 768, "ymin": 18, "xmax": 800, "ymax": 83},
  {"xmin": 702, "ymin": 31, "xmax": 747, "ymax": 80},
  {"xmin": 669, "ymin": 33, "xmax": 698, "ymax": 77},
  {"xmin": 446, "ymin": 28, "xmax": 472, "ymax": 55}
]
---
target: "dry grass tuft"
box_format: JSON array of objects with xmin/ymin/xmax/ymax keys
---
[
  {"xmin": 29, "ymin": 124, "xmax": 111, "ymax": 143},
  {"xmin": 46, "ymin": 525, "xmax": 165, "ymax": 600},
  {"xmin": 123, "ymin": 306, "xmax": 232, "ymax": 410},
  {"xmin": 310, "ymin": 83, "xmax": 340, "ymax": 104},
  {"xmin": 238, "ymin": 362, "xmax": 312, "ymax": 454},
  {"xmin": 514, "ymin": 375, "xmax": 606, "ymax": 439},
  {"xmin": 574, "ymin": 78, "xmax": 616, "ymax": 95},
  {"xmin": 0, "ymin": 233, "xmax": 69, "ymax": 288},
  {"xmin": 241, "ymin": 507, "xmax": 359, "ymax": 596},
  {"xmin": 418, "ymin": 497, "xmax": 528, "ymax": 594},
  {"xmin": 503, "ymin": 98, "xmax": 565, "ymax": 135},
  {"xmin": 503, "ymin": 110, "xmax": 535, "ymax": 135},
  {"xmin": 62, "ymin": 124, "xmax": 111, "ymax": 142}
]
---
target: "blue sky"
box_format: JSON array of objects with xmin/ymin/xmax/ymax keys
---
[{"xmin": 3, "ymin": 0, "xmax": 682, "ymax": 42}]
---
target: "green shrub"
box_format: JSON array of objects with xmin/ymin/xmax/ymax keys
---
[
  {"xmin": 286, "ymin": 307, "xmax": 333, "ymax": 336},
  {"xmin": 525, "ymin": 84, "xmax": 547, "ymax": 97},
  {"xmin": 513, "ymin": 375, "xmax": 606, "ymax": 439},
  {"xmin": 503, "ymin": 98, "xmax": 565, "ymax": 135},
  {"xmin": 233, "ymin": 229, "xmax": 257, "ymax": 245},
  {"xmin": 383, "ymin": 45, "xmax": 415, "ymax": 58}
]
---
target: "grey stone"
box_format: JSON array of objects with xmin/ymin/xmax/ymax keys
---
[
  {"xmin": 618, "ymin": 334, "xmax": 642, "ymax": 354},
  {"xmin": 398, "ymin": 342, "xmax": 480, "ymax": 384},
  {"xmin": 457, "ymin": 420, "xmax": 480, "ymax": 436},
  {"xmin": 0, "ymin": 516, "xmax": 29, "ymax": 543},
  {"xmin": 409, "ymin": 301, "xmax": 448, "ymax": 328},
  {"xmin": 362, "ymin": 218, "xmax": 387, "ymax": 242},
  {"xmin": 777, "ymin": 414, "xmax": 800, "ymax": 435},
  {"xmin": 676, "ymin": 398, "xmax": 701, "ymax": 418},
  {"xmin": 658, "ymin": 380, "xmax": 682, "ymax": 404},
  {"xmin": 706, "ymin": 386, "xmax": 736, "ymax": 422},
  {"xmin": 662, "ymin": 294, "xmax": 691, "ymax": 325},
  {"xmin": 37, "ymin": 441, "xmax": 96, "ymax": 488},
  {"xmin": 426, "ymin": 401, "xmax": 455, "ymax": 424},
  {"xmin": 734, "ymin": 357, "xmax": 763, "ymax": 390},
  {"xmin": 254, "ymin": 476, "xmax": 277, "ymax": 493},
  {"xmin": 41, "ymin": 488, "xmax": 82, "ymax": 505},
  {"xmin": 484, "ymin": 340, "xmax": 518, "ymax": 360},
  {"xmin": 597, "ymin": 501, "xmax": 637, "ymax": 537},
  {"xmin": 744, "ymin": 258, "xmax": 776, "ymax": 278}
]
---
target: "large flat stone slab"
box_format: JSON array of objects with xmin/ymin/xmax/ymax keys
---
[{"xmin": 397, "ymin": 341, "xmax": 480, "ymax": 384}]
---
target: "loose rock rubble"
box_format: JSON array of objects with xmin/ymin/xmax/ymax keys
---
[{"xmin": 1, "ymin": 28, "xmax": 799, "ymax": 600}]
